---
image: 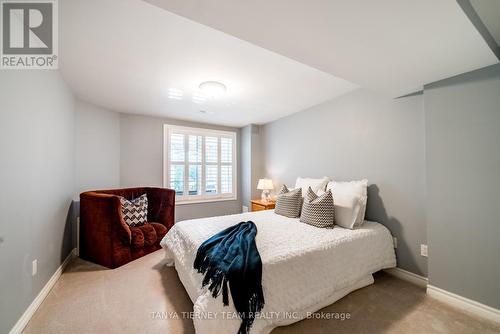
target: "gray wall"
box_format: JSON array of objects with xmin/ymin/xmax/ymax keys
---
[
  {"xmin": 75, "ymin": 100, "xmax": 120, "ymax": 196},
  {"xmin": 424, "ymin": 63, "xmax": 500, "ymax": 309},
  {"xmin": 120, "ymin": 113, "xmax": 242, "ymax": 222},
  {"xmin": 250, "ymin": 125, "xmax": 265, "ymax": 202},
  {"xmin": 262, "ymin": 88, "xmax": 427, "ymax": 276},
  {"xmin": 0, "ymin": 71, "xmax": 75, "ymax": 333},
  {"xmin": 241, "ymin": 125, "xmax": 252, "ymax": 209},
  {"xmin": 241, "ymin": 124, "xmax": 265, "ymax": 209}
]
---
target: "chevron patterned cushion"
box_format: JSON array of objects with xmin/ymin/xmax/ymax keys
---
[
  {"xmin": 120, "ymin": 194, "xmax": 148, "ymax": 227},
  {"xmin": 274, "ymin": 184, "xmax": 302, "ymax": 218},
  {"xmin": 300, "ymin": 187, "xmax": 335, "ymax": 228}
]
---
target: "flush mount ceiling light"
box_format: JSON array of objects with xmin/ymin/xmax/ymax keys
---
[{"xmin": 199, "ymin": 81, "xmax": 227, "ymax": 98}]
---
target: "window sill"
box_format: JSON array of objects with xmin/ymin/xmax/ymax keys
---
[{"xmin": 175, "ymin": 197, "xmax": 238, "ymax": 205}]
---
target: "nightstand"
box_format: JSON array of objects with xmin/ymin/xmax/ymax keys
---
[{"xmin": 250, "ymin": 199, "xmax": 276, "ymax": 212}]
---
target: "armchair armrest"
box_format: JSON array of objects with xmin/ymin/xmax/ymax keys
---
[
  {"xmin": 80, "ymin": 192, "xmax": 131, "ymax": 245},
  {"xmin": 145, "ymin": 187, "xmax": 175, "ymax": 230}
]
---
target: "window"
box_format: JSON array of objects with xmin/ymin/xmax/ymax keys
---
[{"xmin": 164, "ymin": 124, "xmax": 237, "ymax": 204}]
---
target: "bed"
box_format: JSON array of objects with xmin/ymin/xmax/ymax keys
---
[{"xmin": 160, "ymin": 209, "xmax": 396, "ymax": 334}]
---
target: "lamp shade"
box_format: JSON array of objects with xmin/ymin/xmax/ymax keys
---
[{"xmin": 257, "ymin": 179, "xmax": 274, "ymax": 190}]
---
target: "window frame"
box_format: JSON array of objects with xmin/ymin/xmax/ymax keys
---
[{"xmin": 163, "ymin": 124, "xmax": 237, "ymax": 205}]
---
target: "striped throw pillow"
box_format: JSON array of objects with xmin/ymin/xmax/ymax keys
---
[
  {"xmin": 274, "ymin": 185, "xmax": 302, "ymax": 218},
  {"xmin": 300, "ymin": 187, "xmax": 335, "ymax": 228}
]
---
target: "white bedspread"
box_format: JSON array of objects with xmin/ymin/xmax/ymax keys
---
[{"xmin": 160, "ymin": 210, "xmax": 396, "ymax": 334}]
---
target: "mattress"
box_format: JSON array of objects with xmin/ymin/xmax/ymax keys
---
[{"xmin": 160, "ymin": 210, "xmax": 396, "ymax": 334}]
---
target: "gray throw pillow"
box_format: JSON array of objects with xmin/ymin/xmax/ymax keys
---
[
  {"xmin": 300, "ymin": 187, "xmax": 335, "ymax": 228},
  {"xmin": 274, "ymin": 185, "xmax": 302, "ymax": 218}
]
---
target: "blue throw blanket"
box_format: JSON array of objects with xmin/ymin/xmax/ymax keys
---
[{"xmin": 194, "ymin": 221, "xmax": 265, "ymax": 334}]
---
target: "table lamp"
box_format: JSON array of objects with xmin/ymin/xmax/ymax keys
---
[{"xmin": 257, "ymin": 179, "xmax": 274, "ymax": 202}]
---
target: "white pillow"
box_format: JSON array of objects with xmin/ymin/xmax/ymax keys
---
[
  {"xmin": 327, "ymin": 179, "xmax": 368, "ymax": 227},
  {"xmin": 328, "ymin": 179, "xmax": 368, "ymax": 197},
  {"xmin": 332, "ymin": 191, "xmax": 365, "ymax": 229},
  {"xmin": 295, "ymin": 177, "xmax": 330, "ymax": 198}
]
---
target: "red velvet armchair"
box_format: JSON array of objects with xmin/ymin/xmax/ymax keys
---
[{"xmin": 80, "ymin": 187, "xmax": 175, "ymax": 268}]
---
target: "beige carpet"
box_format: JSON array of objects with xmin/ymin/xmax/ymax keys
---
[{"xmin": 23, "ymin": 250, "xmax": 499, "ymax": 334}]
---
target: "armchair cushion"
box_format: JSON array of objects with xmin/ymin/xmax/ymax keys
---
[
  {"xmin": 150, "ymin": 222, "xmax": 168, "ymax": 240},
  {"xmin": 140, "ymin": 224, "xmax": 157, "ymax": 246},
  {"xmin": 130, "ymin": 223, "xmax": 160, "ymax": 248},
  {"xmin": 130, "ymin": 226, "xmax": 145, "ymax": 248}
]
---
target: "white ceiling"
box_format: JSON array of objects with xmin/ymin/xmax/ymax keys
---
[
  {"xmin": 471, "ymin": 0, "xmax": 500, "ymax": 46},
  {"xmin": 145, "ymin": 0, "xmax": 499, "ymax": 97},
  {"xmin": 60, "ymin": 0, "xmax": 358, "ymax": 127}
]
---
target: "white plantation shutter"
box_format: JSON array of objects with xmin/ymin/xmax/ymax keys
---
[
  {"xmin": 221, "ymin": 137, "xmax": 232, "ymax": 163},
  {"xmin": 170, "ymin": 133, "xmax": 185, "ymax": 162},
  {"xmin": 188, "ymin": 135, "xmax": 202, "ymax": 195},
  {"xmin": 205, "ymin": 136, "xmax": 218, "ymax": 163},
  {"xmin": 188, "ymin": 165, "xmax": 202, "ymax": 195},
  {"xmin": 170, "ymin": 165, "xmax": 184, "ymax": 195},
  {"xmin": 188, "ymin": 135, "xmax": 202, "ymax": 163},
  {"xmin": 220, "ymin": 137, "xmax": 233, "ymax": 194},
  {"xmin": 221, "ymin": 165, "xmax": 232, "ymax": 193},
  {"xmin": 169, "ymin": 133, "xmax": 185, "ymax": 195},
  {"xmin": 164, "ymin": 125, "xmax": 237, "ymax": 203},
  {"xmin": 205, "ymin": 165, "xmax": 218, "ymax": 194}
]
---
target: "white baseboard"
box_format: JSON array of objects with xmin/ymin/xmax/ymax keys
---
[
  {"xmin": 385, "ymin": 268, "xmax": 500, "ymax": 323},
  {"xmin": 384, "ymin": 267, "xmax": 428, "ymax": 288},
  {"xmin": 427, "ymin": 285, "xmax": 500, "ymax": 324},
  {"xmin": 9, "ymin": 248, "xmax": 77, "ymax": 334}
]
